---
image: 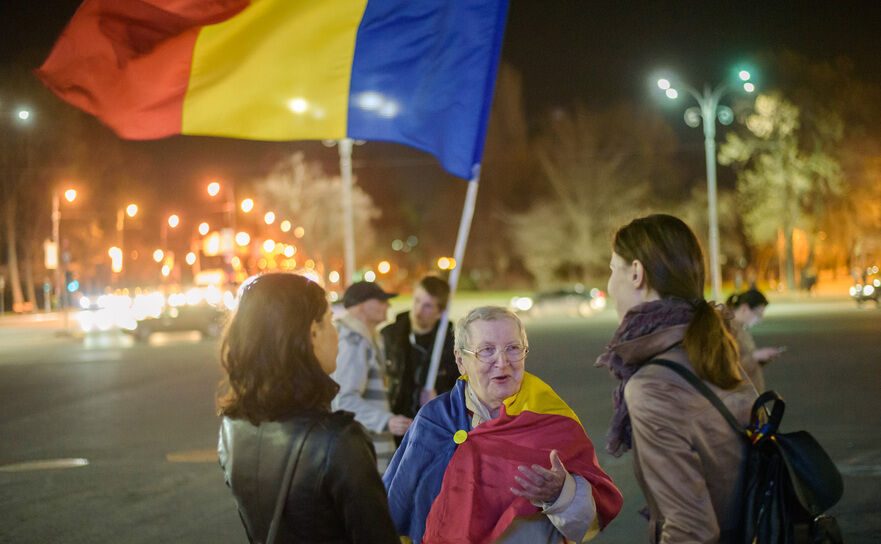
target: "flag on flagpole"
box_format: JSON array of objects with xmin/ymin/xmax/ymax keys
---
[{"xmin": 36, "ymin": 0, "xmax": 509, "ymax": 180}]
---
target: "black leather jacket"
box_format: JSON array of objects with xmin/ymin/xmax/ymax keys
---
[
  {"xmin": 218, "ymin": 410, "xmax": 399, "ymax": 544},
  {"xmin": 380, "ymin": 311, "xmax": 457, "ymax": 418}
]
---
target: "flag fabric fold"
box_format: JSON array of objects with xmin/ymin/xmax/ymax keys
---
[
  {"xmin": 36, "ymin": 0, "xmax": 509, "ymax": 180},
  {"xmin": 383, "ymin": 374, "xmax": 623, "ymax": 544}
]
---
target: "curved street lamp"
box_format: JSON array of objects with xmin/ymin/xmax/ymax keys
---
[{"xmin": 657, "ymin": 70, "xmax": 754, "ymax": 301}]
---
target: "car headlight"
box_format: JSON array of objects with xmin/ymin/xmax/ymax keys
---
[
  {"xmin": 863, "ymin": 285, "xmax": 875, "ymax": 296},
  {"xmin": 511, "ymin": 296, "xmax": 533, "ymax": 311}
]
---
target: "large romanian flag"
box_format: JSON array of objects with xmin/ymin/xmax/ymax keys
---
[
  {"xmin": 384, "ymin": 374, "xmax": 623, "ymax": 544},
  {"xmin": 35, "ymin": 0, "xmax": 509, "ymax": 180}
]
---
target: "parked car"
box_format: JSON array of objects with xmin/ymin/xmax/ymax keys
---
[
  {"xmin": 511, "ymin": 287, "xmax": 607, "ymax": 318},
  {"xmin": 131, "ymin": 302, "xmax": 227, "ymax": 342}
]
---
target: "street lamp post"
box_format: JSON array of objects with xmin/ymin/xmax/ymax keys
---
[{"xmin": 657, "ymin": 72, "xmax": 754, "ymax": 301}]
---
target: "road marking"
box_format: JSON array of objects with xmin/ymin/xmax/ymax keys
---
[
  {"xmin": 837, "ymin": 464, "xmax": 881, "ymax": 477},
  {"xmin": 166, "ymin": 449, "xmax": 217, "ymax": 463},
  {"xmin": 0, "ymin": 458, "xmax": 89, "ymax": 472}
]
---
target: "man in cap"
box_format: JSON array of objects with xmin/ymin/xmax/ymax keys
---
[{"xmin": 331, "ymin": 281, "xmax": 412, "ymax": 472}]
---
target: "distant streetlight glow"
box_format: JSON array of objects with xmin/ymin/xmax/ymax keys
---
[
  {"xmin": 64, "ymin": 189, "xmax": 77, "ymax": 202},
  {"xmin": 739, "ymin": 70, "xmax": 751, "ymax": 81},
  {"xmin": 153, "ymin": 249, "xmax": 164, "ymax": 262},
  {"xmin": 280, "ymin": 220, "xmax": 292, "ymax": 232},
  {"xmin": 744, "ymin": 82, "xmax": 756, "ymax": 93},
  {"xmin": 283, "ymin": 245, "xmax": 295, "ymax": 258},
  {"xmin": 264, "ymin": 211, "xmax": 275, "ymax": 225},
  {"xmin": 364, "ymin": 270, "xmax": 376, "ymax": 282},
  {"xmin": 17, "ymin": 109, "xmax": 30, "ymax": 121},
  {"xmin": 288, "ymin": 98, "xmax": 308, "ymax": 114},
  {"xmin": 657, "ymin": 78, "xmax": 671, "ymax": 90},
  {"xmin": 161, "ymin": 264, "xmax": 171, "ymax": 277},
  {"xmin": 665, "ymin": 88, "xmax": 678, "ymax": 99},
  {"xmin": 240, "ymin": 198, "xmax": 254, "ymax": 213},
  {"xmin": 108, "ymin": 247, "xmax": 123, "ymax": 273},
  {"xmin": 294, "ymin": 226, "xmax": 305, "ymax": 238},
  {"xmin": 168, "ymin": 214, "xmax": 179, "ymax": 228},
  {"xmin": 198, "ymin": 222, "xmax": 210, "ymax": 236},
  {"xmin": 185, "ymin": 252, "xmax": 196, "ymax": 265},
  {"xmin": 207, "ymin": 181, "xmax": 220, "ymax": 196},
  {"xmin": 378, "ymin": 261, "xmax": 391, "ymax": 274},
  {"xmin": 263, "ymin": 239, "xmax": 276, "ymax": 253},
  {"xmin": 126, "ymin": 204, "xmax": 138, "ymax": 217},
  {"xmin": 235, "ymin": 232, "xmax": 250, "ymax": 246},
  {"xmin": 329, "ymin": 271, "xmax": 340, "ymax": 283}
]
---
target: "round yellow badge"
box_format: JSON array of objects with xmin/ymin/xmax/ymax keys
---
[{"xmin": 453, "ymin": 430, "xmax": 468, "ymax": 444}]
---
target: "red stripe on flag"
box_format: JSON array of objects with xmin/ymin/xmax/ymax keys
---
[{"xmin": 35, "ymin": 0, "xmax": 249, "ymax": 139}]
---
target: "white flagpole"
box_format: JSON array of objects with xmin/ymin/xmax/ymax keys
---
[
  {"xmin": 337, "ymin": 138, "xmax": 356, "ymax": 286},
  {"xmin": 423, "ymin": 167, "xmax": 480, "ymax": 393}
]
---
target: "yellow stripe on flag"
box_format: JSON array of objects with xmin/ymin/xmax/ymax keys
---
[
  {"xmin": 182, "ymin": 0, "xmax": 367, "ymax": 140},
  {"xmin": 503, "ymin": 373, "xmax": 583, "ymax": 424}
]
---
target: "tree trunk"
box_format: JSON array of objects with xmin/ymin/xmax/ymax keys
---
[
  {"xmin": 22, "ymin": 241, "xmax": 37, "ymax": 308},
  {"xmin": 3, "ymin": 199, "xmax": 25, "ymax": 311}
]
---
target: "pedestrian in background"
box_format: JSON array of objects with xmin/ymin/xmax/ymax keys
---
[
  {"xmin": 726, "ymin": 288, "xmax": 785, "ymax": 393},
  {"xmin": 332, "ymin": 281, "xmax": 412, "ymax": 472},
  {"xmin": 381, "ymin": 276, "xmax": 457, "ymax": 428},
  {"xmin": 217, "ymin": 273, "xmax": 398, "ymax": 543},
  {"xmin": 595, "ymin": 214, "xmax": 754, "ymax": 543}
]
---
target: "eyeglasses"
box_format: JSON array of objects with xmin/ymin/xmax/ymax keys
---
[{"xmin": 460, "ymin": 344, "xmax": 528, "ymax": 364}]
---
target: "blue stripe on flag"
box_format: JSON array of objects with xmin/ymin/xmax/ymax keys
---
[{"xmin": 347, "ymin": 0, "xmax": 509, "ymax": 180}]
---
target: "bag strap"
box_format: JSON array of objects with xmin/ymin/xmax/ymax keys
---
[
  {"xmin": 645, "ymin": 359, "xmax": 746, "ymax": 437},
  {"xmin": 265, "ymin": 419, "xmax": 319, "ymax": 544}
]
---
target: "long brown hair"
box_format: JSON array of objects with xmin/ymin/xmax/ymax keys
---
[
  {"xmin": 217, "ymin": 273, "xmax": 339, "ymax": 424},
  {"xmin": 613, "ymin": 214, "xmax": 741, "ymax": 389}
]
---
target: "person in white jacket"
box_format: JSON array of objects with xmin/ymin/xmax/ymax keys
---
[{"xmin": 331, "ymin": 281, "xmax": 412, "ymax": 472}]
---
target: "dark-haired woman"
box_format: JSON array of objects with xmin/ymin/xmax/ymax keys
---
[
  {"xmin": 595, "ymin": 214, "xmax": 754, "ymax": 543},
  {"xmin": 725, "ymin": 289, "xmax": 784, "ymax": 393},
  {"xmin": 217, "ymin": 273, "xmax": 398, "ymax": 544}
]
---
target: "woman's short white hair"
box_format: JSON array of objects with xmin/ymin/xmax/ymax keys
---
[{"xmin": 454, "ymin": 306, "xmax": 527, "ymax": 351}]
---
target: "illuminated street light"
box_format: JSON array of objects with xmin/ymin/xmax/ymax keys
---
[
  {"xmin": 263, "ymin": 239, "xmax": 276, "ymax": 252},
  {"xmin": 207, "ymin": 181, "xmax": 220, "ymax": 196},
  {"xmin": 280, "ymin": 220, "xmax": 292, "ymax": 232},
  {"xmin": 108, "ymin": 247, "xmax": 123, "ymax": 273},
  {"xmin": 294, "ymin": 226, "xmax": 305, "ymax": 238},
  {"xmin": 283, "ymin": 245, "xmax": 295, "ymax": 258},
  {"xmin": 364, "ymin": 270, "xmax": 376, "ymax": 282},
  {"xmin": 186, "ymin": 252, "xmax": 196, "ymax": 265},
  {"xmin": 168, "ymin": 214, "xmax": 180, "ymax": 228},
  {"xmin": 153, "ymin": 249, "xmax": 164, "ymax": 263},
  {"xmin": 126, "ymin": 204, "xmax": 138, "ymax": 217},
  {"xmin": 198, "ymin": 222, "xmax": 210, "ymax": 236},
  {"xmin": 64, "ymin": 189, "xmax": 77, "ymax": 202},
  {"xmin": 329, "ymin": 271, "xmax": 340, "ymax": 283},
  {"xmin": 264, "ymin": 211, "xmax": 275, "ymax": 225},
  {"xmin": 240, "ymin": 198, "xmax": 254, "ymax": 213},
  {"xmin": 378, "ymin": 261, "xmax": 391, "ymax": 274},
  {"xmin": 655, "ymin": 69, "xmax": 756, "ymax": 301},
  {"xmin": 17, "ymin": 108, "xmax": 31, "ymax": 121},
  {"xmin": 235, "ymin": 232, "xmax": 250, "ymax": 246}
]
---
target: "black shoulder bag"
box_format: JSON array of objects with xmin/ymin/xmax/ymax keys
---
[{"xmin": 646, "ymin": 359, "xmax": 844, "ymax": 544}]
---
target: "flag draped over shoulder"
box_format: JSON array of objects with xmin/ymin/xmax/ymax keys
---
[
  {"xmin": 35, "ymin": 0, "xmax": 509, "ymax": 180},
  {"xmin": 383, "ymin": 374, "xmax": 623, "ymax": 544}
]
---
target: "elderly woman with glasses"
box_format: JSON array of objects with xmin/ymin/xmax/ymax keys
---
[{"xmin": 383, "ymin": 306, "xmax": 622, "ymax": 544}]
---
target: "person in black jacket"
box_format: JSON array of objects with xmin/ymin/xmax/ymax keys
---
[
  {"xmin": 217, "ymin": 273, "xmax": 398, "ymax": 544},
  {"xmin": 381, "ymin": 276, "xmax": 458, "ymax": 423}
]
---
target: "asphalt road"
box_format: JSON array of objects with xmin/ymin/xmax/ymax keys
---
[{"xmin": 1, "ymin": 298, "xmax": 878, "ymax": 543}]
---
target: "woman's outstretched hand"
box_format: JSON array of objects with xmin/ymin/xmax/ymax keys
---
[{"xmin": 511, "ymin": 449, "xmax": 567, "ymax": 504}]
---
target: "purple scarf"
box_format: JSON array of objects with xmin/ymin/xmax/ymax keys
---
[{"xmin": 594, "ymin": 298, "xmax": 695, "ymax": 457}]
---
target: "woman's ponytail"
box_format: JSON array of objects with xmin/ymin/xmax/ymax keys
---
[{"xmin": 683, "ymin": 300, "xmax": 741, "ymax": 389}]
